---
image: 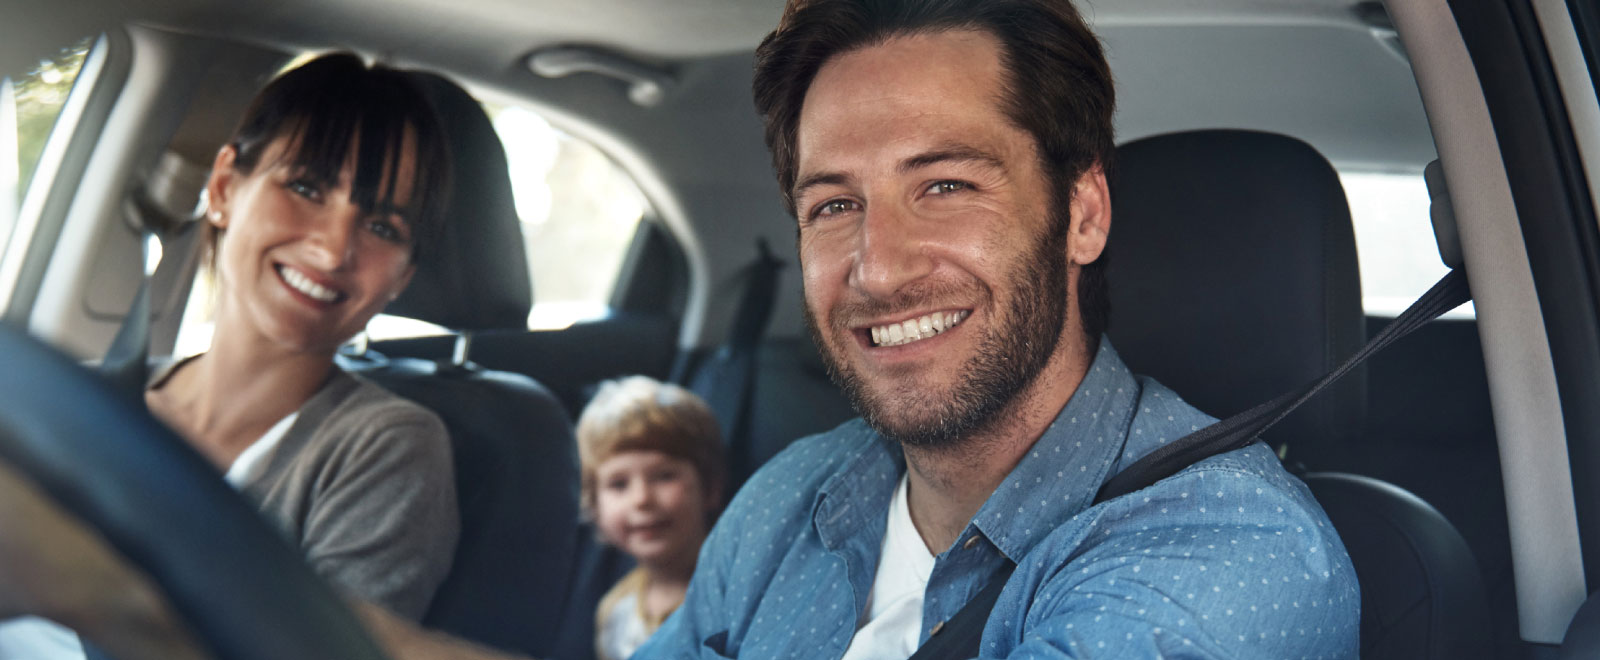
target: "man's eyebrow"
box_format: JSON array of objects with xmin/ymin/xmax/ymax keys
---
[
  {"xmin": 792, "ymin": 171, "xmax": 852, "ymax": 202},
  {"xmin": 899, "ymin": 145, "xmax": 1007, "ymax": 175}
]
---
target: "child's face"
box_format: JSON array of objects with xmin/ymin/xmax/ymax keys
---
[{"xmin": 594, "ymin": 450, "xmax": 714, "ymax": 568}]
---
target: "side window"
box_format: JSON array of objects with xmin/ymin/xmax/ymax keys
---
[
  {"xmin": 364, "ymin": 104, "xmax": 651, "ymax": 340},
  {"xmin": 1339, "ymin": 171, "xmax": 1475, "ymax": 318},
  {"xmin": 2, "ymin": 39, "xmax": 93, "ymax": 259}
]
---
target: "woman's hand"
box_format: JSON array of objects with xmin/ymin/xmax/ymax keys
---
[
  {"xmin": 354, "ymin": 600, "xmax": 535, "ymax": 660},
  {"xmin": 0, "ymin": 459, "xmax": 208, "ymax": 660}
]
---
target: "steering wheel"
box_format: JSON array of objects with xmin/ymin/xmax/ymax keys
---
[{"xmin": 0, "ymin": 325, "xmax": 388, "ymax": 660}]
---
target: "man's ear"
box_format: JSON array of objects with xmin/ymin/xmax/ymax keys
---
[
  {"xmin": 204, "ymin": 146, "xmax": 240, "ymax": 229},
  {"xmin": 1067, "ymin": 164, "xmax": 1111, "ymax": 266}
]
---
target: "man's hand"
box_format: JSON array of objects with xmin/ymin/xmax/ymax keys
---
[{"xmin": 0, "ymin": 459, "xmax": 207, "ymax": 660}]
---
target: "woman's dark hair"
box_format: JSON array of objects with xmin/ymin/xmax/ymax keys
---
[
  {"xmin": 210, "ymin": 52, "xmax": 451, "ymax": 265},
  {"xmin": 753, "ymin": 0, "xmax": 1115, "ymax": 342}
]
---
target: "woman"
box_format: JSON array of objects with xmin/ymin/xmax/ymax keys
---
[
  {"xmin": 141, "ymin": 52, "xmax": 459, "ymax": 619},
  {"xmin": 0, "ymin": 52, "xmax": 462, "ymax": 660}
]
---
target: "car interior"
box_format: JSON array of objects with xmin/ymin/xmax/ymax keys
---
[{"xmin": 2, "ymin": 0, "xmax": 1598, "ymax": 658}]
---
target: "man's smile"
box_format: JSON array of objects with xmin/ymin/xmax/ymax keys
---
[{"xmin": 863, "ymin": 309, "xmax": 971, "ymax": 348}]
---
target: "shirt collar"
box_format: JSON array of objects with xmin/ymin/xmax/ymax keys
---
[
  {"xmin": 965, "ymin": 339, "xmax": 1140, "ymax": 562},
  {"xmin": 812, "ymin": 340, "xmax": 1141, "ymax": 563}
]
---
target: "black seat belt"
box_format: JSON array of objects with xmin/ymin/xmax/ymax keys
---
[
  {"xmin": 99, "ymin": 191, "xmax": 198, "ymax": 399},
  {"xmin": 908, "ymin": 268, "xmax": 1472, "ymax": 659},
  {"xmin": 1096, "ymin": 268, "xmax": 1470, "ymax": 502},
  {"xmin": 685, "ymin": 239, "xmax": 783, "ymax": 489}
]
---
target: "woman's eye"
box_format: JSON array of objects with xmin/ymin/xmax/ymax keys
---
[
  {"xmin": 286, "ymin": 179, "xmax": 322, "ymax": 201},
  {"xmin": 926, "ymin": 180, "xmax": 969, "ymax": 195},
  {"xmin": 367, "ymin": 218, "xmax": 407, "ymax": 244}
]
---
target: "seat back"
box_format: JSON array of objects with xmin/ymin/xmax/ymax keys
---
[
  {"xmin": 1107, "ymin": 129, "xmax": 1488, "ymax": 659},
  {"xmin": 345, "ymin": 71, "xmax": 579, "ymax": 656},
  {"xmin": 1107, "ymin": 129, "xmax": 1365, "ymax": 466},
  {"xmin": 1304, "ymin": 473, "xmax": 1492, "ymax": 659}
]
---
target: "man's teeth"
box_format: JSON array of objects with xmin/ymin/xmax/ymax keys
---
[
  {"xmin": 869, "ymin": 310, "xmax": 969, "ymax": 347},
  {"xmin": 280, "ymin": 266, "xmax": 338, "ymax": 302}
]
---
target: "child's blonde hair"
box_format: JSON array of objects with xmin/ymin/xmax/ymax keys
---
[{"xmin": 577, "ymin": 375, "xmax": 724, "ymax": 517}]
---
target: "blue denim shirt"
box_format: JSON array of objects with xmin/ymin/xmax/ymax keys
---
[{"xmin": 638, "ymin": 341, "xmax": 1358, "ymax": 659}]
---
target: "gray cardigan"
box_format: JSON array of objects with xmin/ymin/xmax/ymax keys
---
[{"xmin": 150, "ymin": 363, "xmax": 459, "ymax": 620}]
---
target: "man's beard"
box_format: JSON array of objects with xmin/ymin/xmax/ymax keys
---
[{"xmin": 805, "ymin": 206, "xmax": 1072, "ymax": 449}]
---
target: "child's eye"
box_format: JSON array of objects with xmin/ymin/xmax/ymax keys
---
[{"xmin": 603, "ymin": 478, "xmax": 629, "ymax": 492}]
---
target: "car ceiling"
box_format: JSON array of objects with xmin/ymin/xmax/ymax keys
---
[
  {"xmin": 8, "ymin": 0, "xmax": 1434, "ymax": 342},
  {"xmin": 14, "ymin": 0, "xmax": 1429, "ymax": 164}
]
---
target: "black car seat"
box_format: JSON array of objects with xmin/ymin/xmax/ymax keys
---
[
  {"xmin": 1107, "ymin": 129, "xmax": 1491, "ymax": 659},
  {"xmin": 338, "ymin": 71, "xmax": 579, "ymax": 657}
]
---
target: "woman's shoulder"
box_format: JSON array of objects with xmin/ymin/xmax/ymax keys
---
[{"xmin": 301, "ymin": 371, "xmax": 450, "ymax": 447}]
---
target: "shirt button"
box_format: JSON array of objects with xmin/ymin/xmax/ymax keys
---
[
  {"xmin": 930, "ymin": 620, "xmax": 947, "ymax": 636},
  {"xmin": 963, "ymin": 535, "xmax": 981, "ymax": 550}
]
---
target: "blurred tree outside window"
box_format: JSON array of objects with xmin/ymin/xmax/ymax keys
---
[{"xmin": 3, "ymin": 38, "xmax": 92, "ymax": 255}]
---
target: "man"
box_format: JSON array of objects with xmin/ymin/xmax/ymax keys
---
[{"xmin": 635, "ymin": 0, "xmax": 1358, "ymax": 657}]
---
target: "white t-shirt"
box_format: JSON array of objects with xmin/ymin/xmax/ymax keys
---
[
  {"xmin": 0, "ymin": 413, "xmax": 297, "ymax": 659},
  {"xmin": 840, "ymin": 473, "xmax": 936, "ymax": 660},
  {"xmin": 596, "ymin": 586, "xmax": 653, "ymax": 660}
]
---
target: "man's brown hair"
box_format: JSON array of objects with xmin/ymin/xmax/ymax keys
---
[{"xmin": 752, "ymin": 0, "xmax": 1116, "ymax": 341}]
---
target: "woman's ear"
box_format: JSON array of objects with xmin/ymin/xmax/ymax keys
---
[{"xmin": 204, "ymin": 146, "xmax": 240, "ymax": 229}]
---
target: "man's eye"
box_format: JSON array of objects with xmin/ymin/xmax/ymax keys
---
[
  {"xmin": 286, "ymin": 179, "xmax": 323, "ymax": 201},
  {"xmin": 926, "ymin": 180, "xmax": 969, "ymax": 195},
  {"xmin": 812, "ymin": 199, "xmax": 860, "ymax": 219}
]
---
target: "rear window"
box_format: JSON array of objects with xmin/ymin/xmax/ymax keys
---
[
  {"xmin": 363, "ymin": 103, "xmax": 650, "ymax": 340},
  {"xmin": 1340, "ymin": 171, "xmax": 1475, "ymax": 319}
]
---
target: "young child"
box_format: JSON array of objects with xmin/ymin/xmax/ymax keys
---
[{"xmin": 578, "ymin": 375, "xmax": 724, "ymax": 660}]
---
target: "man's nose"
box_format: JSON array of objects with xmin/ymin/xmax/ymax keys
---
[{"xmin": 850, "ymin": 202, "xmax": 933, "ymax": 300}]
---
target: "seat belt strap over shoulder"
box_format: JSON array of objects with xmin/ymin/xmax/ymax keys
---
[
  {"xmin": 1095, "ymin": 269, "xmax": 1471, "ymax": 504},
  {"xmin": 908, "ymin": 269, "xmax": 1471, "ymax": 660}
]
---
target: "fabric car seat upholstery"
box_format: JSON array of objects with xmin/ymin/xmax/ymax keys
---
[
  {"xmin": 1106, "ymin": 128, "xmax": 1366, "ymax": 467},
  {"xmin": 1107, "ymin": 129, "xmax": 1490, "ymax": 659},
  {"xmin": 1305, "ymin": 473, "xmax": 1493, "ymax": 659},
  {"xmin": 339, "ymin": 71, "xmax": 579, "ymax": 657}
]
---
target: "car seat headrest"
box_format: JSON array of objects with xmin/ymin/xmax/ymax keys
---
[
  {"xmin": 384, "ymin": 71, "xmax": 533, "ymax": 332},
  {"xmin": 1106, "ymin": 129, "xmax": 1366, "ymax": 464}
]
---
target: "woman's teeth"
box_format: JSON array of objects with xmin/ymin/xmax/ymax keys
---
[
  {"xmin": 870, "ymin": 310, "xmax": 969, "ymax": 347},
  {"xmin": 279, "ymin": 266, "xmax": 338, "ymax": 302}
]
